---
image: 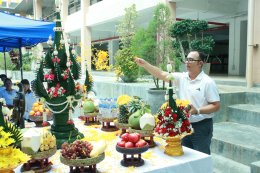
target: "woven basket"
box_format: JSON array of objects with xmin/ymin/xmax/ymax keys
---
[
  {"xmin": 84, "ymin": 112, "xmax": 98, "ymax": 117},
  {"xmin": 97, "ymin": 115, "xmax": 117, "ymax": 122},
  {"xmin": 114, "ymin": 122, "xmax": 130, "ymax": 129},
  {"xmin": 60, "ymin": 153, "xmax": 105, "ymax": 167},
  {"xmin": 22, "ymin": 148, "xmax": 57, "ymax": 160},
  {"xmin": 29, "ymin": 114, "xmax": 53, "ymax": 122},
  {"xmin": 128, "ymin": 128, "xmax": 154, "ymax": 136},
  {"xmin": 116, "ymin": 144, "xmax": 149, "ymax": 155}
]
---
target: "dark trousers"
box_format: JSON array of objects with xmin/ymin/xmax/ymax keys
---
[{"xmin": 182, "ymin": 118, "xmax": 213, "ymax": 155}]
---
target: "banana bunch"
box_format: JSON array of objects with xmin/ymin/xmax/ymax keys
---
[
  {"xmin": 39, "ymin": 131, "xmax": 56, "ymax": 152},
  {"xmin": 89, "ymin": 140, "xmax": 107, "ymax": 158}
]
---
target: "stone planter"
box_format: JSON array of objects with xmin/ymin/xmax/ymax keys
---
[{"xmin": 147, "ymin": 88, "xmax": 166, "ymax": 114}]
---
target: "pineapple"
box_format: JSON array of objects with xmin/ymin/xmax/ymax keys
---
[
  {"xmin": 118, "ymin": 105, "xmax": 129, "ymax": 123},
  {"xmin": 128, "ymin": 98, "xmax": 142, "ymax": 114}
]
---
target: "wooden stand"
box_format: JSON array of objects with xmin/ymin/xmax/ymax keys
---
[
  {"xmin": 84, "ymin": 113, "xmax": 99, "ymax": 126},
  {"xmin": 21, "ymin": 158, "xmax": 52, "ymax": 173},
  {"xmin": 68, "ymin": 165, "xmax": 97, "ymax": 173},
  {"xmin": 121, "ymin": 154, "xmax": 144, "ymax": 167},
  {"xmin": 97, "ymin": 116, "xmax": 118, "ymax": 132}
]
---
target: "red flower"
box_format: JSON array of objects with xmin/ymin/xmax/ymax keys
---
[
  {"xmin": 172, "ymin": 114, "xmax": 178, "ymax": 122},
  {"xmin": 53, "ymin": 93, "xmax": 58, "ymax": 97},
  {"xmin": 164, "ymin": 108, "xmax": 171, "ymax": 117},
  {"xmin": 183, "ymin": 119, "xmax": 190, "ymax": 126},
  {"xmin": 169, "ymin": 130, "xmax": 178, "ymax": 137},
  {"xmin": 155, "ymin": 126, "xmax": 160, "ymax": 133},
  {"xmin": 166, "ymin": 124, "xmax": 174, "ymax": 129},
  {"xmin": 160, "ymin": 128, "xmax": 167, "ymax": 134},
  {"xmin": 180, "ymin": 124, "xmax": 187, "ymax": 133}
]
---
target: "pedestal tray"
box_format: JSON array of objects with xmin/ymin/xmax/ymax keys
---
[
  {"xmin": 21, "ymin": 148, "xmax": 57, "ymax": 173},
  {"xmin": 84, "ymin": 112, "xmax": 99, "ymax": 125},
  {"xmin": 116, "ymin": 144, "xmax": 149, "ymax": 167},
  {"xmin": 97, "ymin": 115, "xmax": 118, "ymax": 132},
  {"xmin": 29, "ymin": 114, "xmax": 52, "ymax": 127}
]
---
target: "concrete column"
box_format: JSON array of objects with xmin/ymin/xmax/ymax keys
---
[
  {"xmin": 61, "ymin": 0, "xmax": 69, "ymax": 22},
  {"xmin": 33, "ymin": 0, "xmax": 42, "ymax": 20},
  {"xmin": 168, "ymin": 1, "xmax": 176, "ymax": 22},
  {"xmin": 81, "ymin": 0, "xmax": 91, "ymax": 73},
  {"xmin": 246, "ymin": 0, "xmax": 255, "ymax": 87},
  {"xmin": 108, "ymin": 40, "xmax": 120, "ymax": 66},
  {"xmin": 228, "ymin": 18, "xmax": 245, "ymax": 76}
]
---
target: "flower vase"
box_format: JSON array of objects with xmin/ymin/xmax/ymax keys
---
[
  {"xmin": 164, "ymin": 136, "xmax": 184, "ymax": 156},
  {"xmin": 0, "ymin": 168, "xmax": 15, "ymax": 173}
]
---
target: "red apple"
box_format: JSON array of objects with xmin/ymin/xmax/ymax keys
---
[
  {"xmin": 121, "ymin": 133, "xmax": 129, "ymax": 142},
  {"xmin": 117, "ymin": 141, "xmax": 126, "ymax": 147},
  {"xmin": 128, "ymin": 133, "xmax": 140, "ymax": 143},
  {"xmin": 42, "ymin": 121, "xmax": 50, "ymax": 127},
  {"xmin": 67, "ymin": 119, "xmax": 74, "ymax": 125},
  {"xmin": 35, "ymin": 111, "xmax": 42, "ymax": 116},
  {"xmin": 135, "ymin": 139, "xmax": 147, "ymax": 148},
  {"xmin": 125, "ymin": 141, "xmax": 134, "ymax": 148}
]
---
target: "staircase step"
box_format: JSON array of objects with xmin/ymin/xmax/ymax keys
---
[
  {"xmin": 228, "ymin": 104, "xmax": 260, "ymax": 127},
  {"xmin": 212, "ymin": 122, "xmax": 260, "ymax": 166},
  {"xmin": 246, "ymin": 92, "xmax": 260, "ymax": 104},
  {"xmin": 212, "ymin": 153, "xmax": 250, "ymax": 173}
]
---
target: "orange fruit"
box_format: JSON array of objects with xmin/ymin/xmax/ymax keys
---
[
  {"xmin": 39, "ymin": 107, "xmax": 44, "ymax": 113},
  {"xmin": 33, "ymin": 107, "xmax": 39, "ymax": 112},
  {"xmin": 29, "ymin": 110, "xmax": 35, "ymax": 116},
  {"xmin": 33, "ymin": 102, "xmax": 39, "ymax": 107}
]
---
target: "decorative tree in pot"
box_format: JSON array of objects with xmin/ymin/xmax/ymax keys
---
[
  {"xmin": 131, "ymin": 3, "xmax": 177, "ymax": 114},
  {"xmin": 114, "ymin": 4, "xmax": 139, "ymax": 83},
  {"xmin": 170, "ymin": 19, "xmax": 215, "ymax": 74},
  {"xmin": 32, "ymin": 11, "xmax": 84, "ymax": 148}
]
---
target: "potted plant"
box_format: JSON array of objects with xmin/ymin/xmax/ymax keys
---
[
  {"xmin": 131, "ymin": 3, "xmax": 177, "ymax": 114},
  {"xmin": 170, "ymin": 19, "xmax": 215, "ymax": 74},
  {"xmin": 114, "ymin": 4, "xmax": 139, "ymax": 83}
]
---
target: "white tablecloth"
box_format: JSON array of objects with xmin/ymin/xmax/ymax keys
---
[{"xmin": 15, "ymin": 119, "xmax": 212, "ymax": 173}]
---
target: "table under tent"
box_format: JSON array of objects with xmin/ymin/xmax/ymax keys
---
[{"xmin": 0, "ymin": 11, "xmax": 55, "ymax": 79}]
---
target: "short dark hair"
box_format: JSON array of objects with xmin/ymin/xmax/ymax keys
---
[
  {"xmin": 4, "ymin": 78, "xmax": 12, "ymax": 85},
  {"xmin": 0, "ymin": 74, "xmax": 7, "ymax": 79},
  {"xmin": 21, "ymin": 79, "xmax": 30, "ymax": 85},
  {"xmin": 191, "ymin": 50, "xmax": 207, "ymax": 62}
]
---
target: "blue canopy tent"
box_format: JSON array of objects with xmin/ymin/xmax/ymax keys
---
[{"xmin": 0, "ymin": 11, "xmax": 55, "ymax": 79}]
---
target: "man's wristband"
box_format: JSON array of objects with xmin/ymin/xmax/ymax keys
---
[{"xmin": 197, "ymin": 108, "xmax": 200, "ymax": 115}]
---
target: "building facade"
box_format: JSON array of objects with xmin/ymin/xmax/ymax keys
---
[{"xmin": 1, "ymin": 0, "xmax": 260, "ymax": 87}]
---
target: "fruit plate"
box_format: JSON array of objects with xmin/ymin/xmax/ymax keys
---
[
  {"xmin": 116, "ymin": 144, "xmax": 149, "ymax": 155},
  {"xmin": 60, "ymin": 153, "xmax": 105, "ymax": 167},
  {"xmin": 29, "ymin": 114, "xmax": 53, "ymax": 122},
  {"xmin": 22, "ymin": 147, "xmax": 57, "ymax": 160}
]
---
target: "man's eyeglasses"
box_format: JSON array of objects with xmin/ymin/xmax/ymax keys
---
[{"xmin": 184, "ymin": 58, "xmax": 202, "ymax": 63}]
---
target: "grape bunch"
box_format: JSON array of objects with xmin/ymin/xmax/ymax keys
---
[{"xmin": 61, "ymin": 140, "xmax": 93, "ymax": 159}]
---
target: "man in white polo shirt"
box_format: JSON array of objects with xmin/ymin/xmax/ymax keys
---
[{"xmin": 135, "ymin": 50, "xmax": 220, "ymax": 154}]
